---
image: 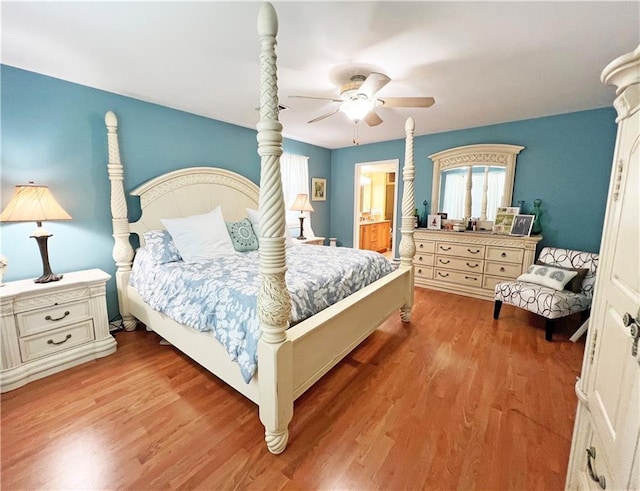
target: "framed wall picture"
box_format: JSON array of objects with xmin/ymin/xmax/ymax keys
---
[
  {"xmin": 311, "ymin": 178, "xmax": 326, "ymax": 201},
  {"xmin": 427, "ymin": 214, "xmax": 441, "ymax": 230},
  {"xmin": 510, "ymin": 214, "xmax": 535, "ymax": 236}
]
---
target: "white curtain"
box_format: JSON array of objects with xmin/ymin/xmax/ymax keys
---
[
  {"xmin": 441, "ymin": 172, "xmax": 465, "ymax": 219},
  {"xmin": 281, "ymin": 153, "xmax": 315, "ymax": 237},
  {"xmin": 485, "ymin": 170, "xmax": 505, "ymax": 220}
]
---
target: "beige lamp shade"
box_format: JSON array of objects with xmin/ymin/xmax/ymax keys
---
[
  {"xmin": 0, "ymin": 183, "xmax": 72, "ymax": 223},
  {"xmin": 0, "ymin": 183, "xmax": 72, "ymax": 283},
  {"xmin": 290, "ymin": 193, "xmax": 314, "ymax": 212}
]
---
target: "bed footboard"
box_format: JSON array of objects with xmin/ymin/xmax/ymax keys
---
[{"xmin": 288, "ymin": 267, "xmax": 413, "ymax": 399}]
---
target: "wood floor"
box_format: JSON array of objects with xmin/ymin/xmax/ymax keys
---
[{"xmin": 1, "ymin": 288, "xmax": 586, "ymax": 490}]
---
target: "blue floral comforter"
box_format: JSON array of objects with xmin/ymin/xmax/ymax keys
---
[{"xmin": 130, "ymin": 245, "xmax": 395, "ymax": 382}]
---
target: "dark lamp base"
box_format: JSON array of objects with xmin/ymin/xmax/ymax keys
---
[
  {"xmin": 35, "ymin": 272, "xmax": 64, "ymax": 284},
  {"xmin": 297, "ymin": 215, "xmax": 306, "ymax": 240},
  {"xmin": 31, "ymin": 234, "xmax": 63, "ymax": 284}
]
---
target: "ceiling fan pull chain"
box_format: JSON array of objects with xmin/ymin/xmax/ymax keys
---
[{"xmin": 353, "ymin": 121, "xmax": 360, "ymax": 146}]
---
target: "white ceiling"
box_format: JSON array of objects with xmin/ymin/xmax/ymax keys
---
[{"xmin": 2, "ymin": 2, "xmax": 638, "ymax": 149}]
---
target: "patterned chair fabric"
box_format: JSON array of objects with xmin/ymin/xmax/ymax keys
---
[{"xmin": 494, "ymin": 247, "xmax": 599, "ymax": 339}]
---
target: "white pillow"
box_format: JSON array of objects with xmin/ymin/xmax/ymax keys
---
[
  {"xmin": 246, "ymin": 208, "xmax": 295, "ymax": 247},
  {"xmin": 517, "ymin": 264, "xmax": 578, "ymax": 291},
  {"xmin": 161, "ymin": 207, "xmax": 235, "ymax": 261}
]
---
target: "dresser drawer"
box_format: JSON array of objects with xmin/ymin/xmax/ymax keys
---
[
  {"xmin": 415, "ymin": 266, "xmax": 433, "ymax": 279},
  {"xmin": 485, "ymin": 246, "xmax": 524, "ymax": 264},
  {"xmin": 17, "ymin": 300, "xmax": 91, "ymax": 337},
  {"xmin": 483, "ymin": 275, "xmax": 508, "ymax": 292},
  {"xmin": 414, "ymin": 253, "xmax": 434, "ymax": 267},
  {"xmin": 485, "ymin": 261, "xmax": 522, "ymax": 278},
  {"xmin": 19, "ymin": 319, "xmax": 95, "ymax": 362},
  {"xmin": 435, "ymin": 242, "xmax": 485, "ymax": 259},
  {"xmin": 434, "ymin": 268, "xmax": 482, "ymax": 287},
  {"xmin": 415, "ymin": 240, "xmax": 435, "ymax": 254},
  {"xmin": 434, "ymin": 256, "xmax": 483, "ymax": 273}
]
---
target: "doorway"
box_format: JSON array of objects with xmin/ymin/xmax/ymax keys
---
[{"xmin": 354, "ymin": 159, "xmax": 399, "ymax": 258}]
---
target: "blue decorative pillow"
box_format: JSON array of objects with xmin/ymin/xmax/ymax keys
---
[
  {"xmin": 142, "ymin": 230, "xmax": 182, "ymax": 264},
  {"xmin": 226, "ymin": 218, "xmax": 259, "ymax": 252}
]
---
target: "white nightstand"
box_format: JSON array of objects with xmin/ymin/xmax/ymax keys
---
[
  {"xmin": 0, "ymin": 269, "xmax": 117, "ymax": 392},
  {"xmin": 295, "ymin": 236, "xmax": 325, "ymax": 245}
]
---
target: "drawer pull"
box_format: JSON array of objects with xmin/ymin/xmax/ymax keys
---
[
  {"xmin": 45, "ymin": 311, "xmax": 70, "ymax": 322},
  {"xmin": 418, "ymin": 256, "xmax": 423, "ymax": 261},
  {"xmin": 466, "ymin": 262, "xmax": 478, "ymax": 268},
  {"xmin": 417, "ymin": 269, "xmax": 422, "ymax": 274},
  {"xmin": 465, "ymin": 276, "xmax": 477, "ymax": 281},
  {"xmin": 500, "ymin": 267, "xmax": 505, "ymax": 272},
  {"xmin": 501, "ymin": 252, "xmax": 507, "ymax": 258},
  {"xmin": 419, "ymin": 244, "xmax": 424, "ymax": 249},
  {"xmin": 467, "ymin": 249, "xmax": 480, "ymax": 254},
  {"xmin": 47, "ymin": 334, "xmax": 72, "ymax": 346},
  {"xmin": 438, "ymin": 272, "xmax": 449, "ymax": 278},
  {"xmin": 440, "ymin": 246, "xmax": 451, "ymax": 251},
  {"xmin": 586, "ymin": 447, "xmax": 606, "ymax": 489},
  {"xmin": 439, "ymin": 259, "xmax": 450, "ymax": 264}
]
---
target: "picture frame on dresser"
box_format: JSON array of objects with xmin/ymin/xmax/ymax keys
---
[
  {"xmin": 427, "ymin": 214, "xmax": 441, "ymax": 230},
  {"xmin": 509, "ymin": 215, "xmax": 534, "ymax": 236},
  {"xmin": 493, "ymin": 209, "xmax": 517, "ymax": 234}
]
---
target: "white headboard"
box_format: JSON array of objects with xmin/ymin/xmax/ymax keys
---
[{"xmin": 129, "ymin": 167, "xmax": 260, "ymax": 242}]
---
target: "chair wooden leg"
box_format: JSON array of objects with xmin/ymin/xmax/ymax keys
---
[
  {"xmin": 545, "ymin": 319, "xmax": 555, "ymax": 341},
  {"xmin": 493, "ymin": 300, "xmax": 502, "ymax": 319}
]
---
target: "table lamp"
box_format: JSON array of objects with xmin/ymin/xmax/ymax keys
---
[
  {"xmin": 290, "ymin": 193, "xmax": 314, "ymax": 240},
  {"xmin": 0, "ymin": 182, "xmax": 72, "ymax": 283}
]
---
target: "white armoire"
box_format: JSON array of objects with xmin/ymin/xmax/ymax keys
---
[{"xmin": 565, "ymin": 46, "xmax": 640, "ymax": 489}]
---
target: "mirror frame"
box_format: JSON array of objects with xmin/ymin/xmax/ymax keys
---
[{"xmin": 429, "ymin": 143, "xmax": 525, "ymax": 219}]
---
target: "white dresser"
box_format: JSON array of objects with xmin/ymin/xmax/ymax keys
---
[
  {"xmin": 0, "ymin": 269, "xmax": 117, "ymax": 392},
  {"xmin": 413, "ymin": 229, "xmax": 541, "ymax": 300}
]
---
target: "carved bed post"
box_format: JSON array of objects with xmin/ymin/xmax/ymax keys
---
[
  {"xmin": 398, "ymin": 117, "xmax": 416, "ymax": 322},
  {"xmin": 105, "ymin": 111, "xmax": 136, "ymax": 331},
  {"xmin": 256, "ymin": 2, "xmax": 293, "ymax": 455}
]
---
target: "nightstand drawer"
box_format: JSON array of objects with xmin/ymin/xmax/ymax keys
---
[
  {"xmin": 19, "ymin": 320, "xmax": 95, "ymax": 362},
  {"xmin": 17, "ymin": 300, "xmax": 91, "ymax": 337}
]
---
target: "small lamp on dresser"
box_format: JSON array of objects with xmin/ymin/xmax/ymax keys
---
[
  {"xmin": 290, "ymin": 193, "xmax": 314, "ymax": 240},
  {"xmin": 0, "ymin": 182, "xmax": 72, "ymax": 283}
]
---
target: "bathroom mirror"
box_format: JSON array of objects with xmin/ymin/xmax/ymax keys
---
[{"xmin": 429, "ymin": 143, "xmax": 524, "ymax": 221}]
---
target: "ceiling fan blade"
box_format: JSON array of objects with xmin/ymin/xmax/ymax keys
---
[
  {"xmin": 380, "ymin": 97, "xmax": 435, "ymax": 108},
  {"xmin": 289, "ymin": 95, "xmax": 343, "ymax": 103},
  {"xmin": 357, "ymin": 72, "xmax": 391, "ymax": 99},
  {"xmin": 307, "ymin": 108, "xmax": 340, "ymax": 124},
  {"xmin": 364, "ymin": 111, "xmax": 383, "ymax": 127}
]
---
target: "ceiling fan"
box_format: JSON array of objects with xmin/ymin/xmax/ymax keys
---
[{"xmin": 289, "ymin": 72, "xmax": 435, "ymax": 126}]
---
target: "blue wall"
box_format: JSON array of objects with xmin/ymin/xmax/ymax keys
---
[
  {"xmin": 1, "ymin": 66, "xmax": 331, "ymax": 318},
  {"xmin": 1, "ymin": 65, "xmax": 617, "ymax": 320},
  {"xmin": 331, "ymin": 108, "xmax": 617, "ymax": 255}
]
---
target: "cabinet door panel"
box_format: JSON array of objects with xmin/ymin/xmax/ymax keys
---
[{"xmin": 587, "ymin": 117, "xmax": 640, "ymax": 489}]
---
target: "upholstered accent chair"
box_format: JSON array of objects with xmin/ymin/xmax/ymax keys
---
[{"xmin": 493, "ymin": 247, "xmax": 599, "ymax": 341}]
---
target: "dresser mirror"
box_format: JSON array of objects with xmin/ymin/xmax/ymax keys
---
[{"xmin": 429, "ymin": 144, "xmax": 524, "ymax": 222}]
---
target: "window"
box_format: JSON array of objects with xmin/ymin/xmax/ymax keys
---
[{"xmin": 281, "ymin": 153, "xmax": 315, "ymax": 236}]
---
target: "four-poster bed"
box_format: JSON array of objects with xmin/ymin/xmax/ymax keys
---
[{"xmin": 105, "ymin": 2, "xmax": 416, "ymax": 453}]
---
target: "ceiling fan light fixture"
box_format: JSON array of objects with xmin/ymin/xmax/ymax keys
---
[{"xmin": 340, "ymin": 98, "xmax": 375, "ymax": 121}]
